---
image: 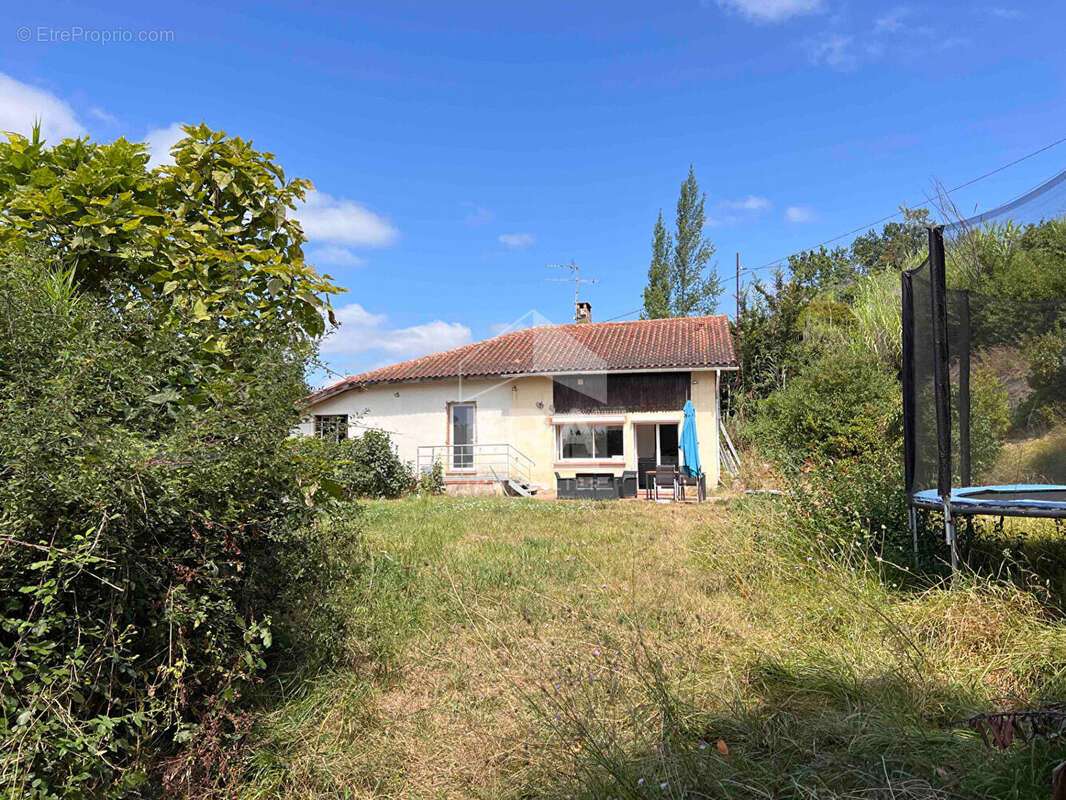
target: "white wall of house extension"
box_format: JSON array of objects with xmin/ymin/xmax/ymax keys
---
[{"xmin": 298, "ymin": 370, "xmax": 721, "ymax": 491}]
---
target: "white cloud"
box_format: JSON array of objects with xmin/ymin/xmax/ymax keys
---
[
  {"xmin": 806, "ymin": 33, "xmax": 857, "ymax": 69},
  {"xmin": 145, "ymin": 121, "xmax": 186, "ymax": 167},
  {"xmin": 733, "ymin": 195, "xmax": 772, "ymax": 212},
  {"xmin": 296, "ymin": 190, "xmax": 398, "ymax": 248},
  {"xmin": 0, "ymin": 73, "xmax": 84, "ymax": 141},
  {"xmin": 785, "ymin": 204, "xmax": 818, "ymax": 223},
  {"xmin": 462, "ymin": 204, "xmax": 495, "ymax": 226},
  {"xmin": 498, "ymin": 232, "xmax": 536, "ymax": 249},
  {"xmin": 707, "ymin": 195, "xmax": 772, "ymax": 227},
  {"xmin": 321, "ymin": 302, "xmax": 472, "ymax": 360},
  {"xmin": 874, "ymin": 7, "xmax": 911, "ymax": 32},
  {"xmin": 716, "ymin": 0, "xmax": 824, "ymax": 23},
  {"xmin": 88, "ymin": 107, "xmax": 117, "ymax": 124},
  {"xmin": 306, "ymin": 245, "xmax": 365, "ymax": 267}
]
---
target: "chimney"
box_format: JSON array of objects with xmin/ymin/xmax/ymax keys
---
[{"xmin": 575, "ymin": 301, "xmax": 592, "ymax": 324}]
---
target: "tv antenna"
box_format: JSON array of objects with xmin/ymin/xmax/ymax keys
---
[{"xmin": 546, "ymin": 260, "xmax": 598, "ymax": 307}]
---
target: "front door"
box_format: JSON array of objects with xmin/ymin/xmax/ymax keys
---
[{"xmin": 450, "ymin": 403, "xmax": 475, "ymax": 470}]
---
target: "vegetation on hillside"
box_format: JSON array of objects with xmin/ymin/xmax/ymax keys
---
[{"xmin": 728, "ymin": 209, "xmax": 1066, "ymax": 569}]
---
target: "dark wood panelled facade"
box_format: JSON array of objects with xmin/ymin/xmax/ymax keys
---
[{"xmin": 552, "ymin": 372, "xmax": 690, "ymax": 413}]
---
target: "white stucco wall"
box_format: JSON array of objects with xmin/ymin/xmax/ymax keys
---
[{"xmin": 300, "ymin": 369, "xmax": 723, "ymax": 490}]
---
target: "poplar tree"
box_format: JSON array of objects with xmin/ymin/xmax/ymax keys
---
[
  {"xmin": 671, "ymin": 165, "xmax": 721, "ymax": 316},
  {"xmin": 640, "ymin": 166, "xmax": 723, "ymax": 318},
  {"xmin": 641, "ymin": 209, "xmax": 672, "ymax": 319}
]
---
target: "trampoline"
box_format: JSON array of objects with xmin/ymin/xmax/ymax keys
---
[
  {"xmin": 912, "ymin": 486, "xmax": 1066, "ymax": 518},
  {"xmin": 901, "ymin": 178, "xmax": 1066, "ymax": 567}
]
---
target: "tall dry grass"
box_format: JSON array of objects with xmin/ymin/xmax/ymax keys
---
[{"xmin": 238, "ymin": 496, "xmax": 1066, "ymax": 799}]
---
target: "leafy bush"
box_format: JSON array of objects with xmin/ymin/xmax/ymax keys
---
[
  {"xmin": 340, "ymin": 430, "xmax": 414, "ymax": 498},
  {"xmin": 747, "ymin": 342, "xmax": 901, "ymax": 471},
  {"xmin": 0, "ymin": 123, "xmax": 357, "ymax": 799},
  {"xmin": 418, "ymin": 460, "xmax": 446, "ymax": 495},
  {"xmin": 1022, "ymin": 324, "xmax": 1066, "ymax": 428},
  {"xmin": 0, "ymin": 249, "xmax": 364, "ymax": 797},
  {"xmin": 290, "ymin": 430, "xmax": 414, "ymax": 500},
  {"xmin": 967, "ymin": 367, "xmax": 1011, "ymax": 481},
  {"xmin": 0, "ymin": 123, "xmax": 340, "ymax": 352}
]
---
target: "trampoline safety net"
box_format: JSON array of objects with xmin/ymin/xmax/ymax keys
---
[{"xmin": 902, "ymin": 170, "xmax": 1066, "ymax": 517}]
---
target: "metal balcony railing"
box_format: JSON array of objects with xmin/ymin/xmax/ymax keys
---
[{"xmin": 416, "ymin": 443, "xmax": 535, "ymax": 487}]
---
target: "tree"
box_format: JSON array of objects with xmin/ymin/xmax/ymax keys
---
[
  {"xmin": 671, "ymin": 166, "xmax": 722, "ymax": 316},
  {"xmin": 0, "ymin": 123, "xmax": 341, "ymax": 362},
  {"xmin": 640, "ymin": 166, "xmax": 722, "ymax": 318},
  {"xmin": 850, "ymin": 207, "xmax": 930, "ymax": 273},
  {"xmin": 642, "ymin": 209, "xmax": 672, "ymax": 319},
  {"xmin": 0, "ymin": 128, "xmax": 358, "ymax": 794}
]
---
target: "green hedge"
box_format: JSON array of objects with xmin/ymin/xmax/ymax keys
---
[{"xmin": 0, "ymin": 251, "xmax": 360, "ymax": 797}]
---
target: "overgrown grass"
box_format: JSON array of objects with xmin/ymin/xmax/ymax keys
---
[
  {"xmin": 987, "ymin": 424, "xmax": 1066, "ymax": 485},
  {"xmin": 239, "ymin": 496, "xmax": 1066, "ymax": 799}
]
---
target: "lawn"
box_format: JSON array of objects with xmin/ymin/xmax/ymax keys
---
[{"xmin": 241, "ymin": 496, "xmax": 1066, "ymax": 799}]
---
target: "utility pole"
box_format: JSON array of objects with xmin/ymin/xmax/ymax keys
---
[
  {"xmin": 735, "ymin": 253, "xmax": 742, "ymax": 320},
  {"xmin": 547, "ymin": 260, "xmax": 598, "ymax": 309}
]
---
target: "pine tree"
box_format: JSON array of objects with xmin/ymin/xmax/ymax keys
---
[
  {"xmin": 670, "ymin": 165, "xmax": 721, "ymax": 316},
  {"xmin": 641, "ymin": 210, "xmax": 672, "ymax": 319}
]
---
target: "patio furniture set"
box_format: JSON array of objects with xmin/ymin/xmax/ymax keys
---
[{"xmin": 555, "ymin": 468, "xmax": 703, "ymax": 502}]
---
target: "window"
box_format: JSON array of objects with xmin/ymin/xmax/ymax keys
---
[
  {"xmin": 557, "ymin": 424, "xmax": 624, "ymax": 461},
  {"xmin": 314, "ymin": 414, "xmax": 348, "ymax": 443}
]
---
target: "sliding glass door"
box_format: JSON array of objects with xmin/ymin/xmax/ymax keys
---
[{"xmin": 634, "ymin": 423, "xmax": 680, "ymax": 489}]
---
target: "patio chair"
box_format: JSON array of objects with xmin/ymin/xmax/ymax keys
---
[
  {"xmin": 653, "ymin": 467, "xmax": 677, "ymax": 502},
  {"xmin": 677, "ymin": 470, "xmax": 702, "ymax": 503}
]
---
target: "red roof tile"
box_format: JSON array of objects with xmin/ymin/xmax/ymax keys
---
[{"xmin": 307, "ymin": 315, "xmax": 736, "ymax": 404}]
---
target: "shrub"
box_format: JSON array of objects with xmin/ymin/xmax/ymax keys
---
[
  {"xmin": 747, "ymin": 342, "xmax": 900, "ymax": 471},
  {"xmin": 1022, "ymin": 324, "xmax": 1066, "ymax": 427},
  {"xmin": 787, "ymin": 450, "xmax": 912, "ymax": 565},
  {"xmin": 340, "ymin": 430, "xmax": 414, "ymax": 498},
  {"xmin": 967, "ymin": 367, "xmax": 1010, "ymax": 481},
  {"xmin": 290, "ymin": 430, "xmax": 414, "ymax": 500},
  {"xmin": 418, "ymin": 459, "xmax": 446, "ymax": 495},
  {"xmin": 0, "ymin": 250, "xmax": 356, "ymax": 796}
]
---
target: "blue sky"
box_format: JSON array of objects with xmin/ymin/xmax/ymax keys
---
[{"xmin": 2, "ymin": 0, "xmax": 1064, "ymax": 385}]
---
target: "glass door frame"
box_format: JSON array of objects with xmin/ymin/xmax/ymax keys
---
[
  {"xmin": 448, "ymin": 402, "xmax": 476, "ymax": 471},
  {"xmin": 634, "ymin": 422, "xmax": 680, "ymax": 488}
]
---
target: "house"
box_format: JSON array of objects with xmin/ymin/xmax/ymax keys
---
[{"xmin": 300, "ymin": 303, "xmax": 737, "ymax": 495}]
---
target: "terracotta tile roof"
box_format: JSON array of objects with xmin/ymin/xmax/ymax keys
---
[{"xmin": 307, "ymin": 314, "xmax": 736, "ymax": 404}]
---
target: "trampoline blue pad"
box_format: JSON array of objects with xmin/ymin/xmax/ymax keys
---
[{"xmin": 912, "ymin": 485, "xmax": 1066, "ymax": 517}]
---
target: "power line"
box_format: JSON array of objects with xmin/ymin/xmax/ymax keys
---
[
  {"xmin": 602, "ymin": 307, "xmax": 642, "ymax": 322},
  {"xmin": 743, "ymin": 134, "xmax": 1066, "ymax": 275}
]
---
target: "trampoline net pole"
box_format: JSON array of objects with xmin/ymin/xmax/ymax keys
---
[
  {"xmin": 928, "ymin": 226, "xmax": 953, "ymax": 501},
  {"xmin": 943, "ymin": 500, "xmax": 959, "ymax": 579},
  {"xmin": 901, "ymin": 269, "xmax": 917, "ymax": 499},
  {"xmin": 958, "ymin": 290, "xmax": 972, "ymax": 488}
]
